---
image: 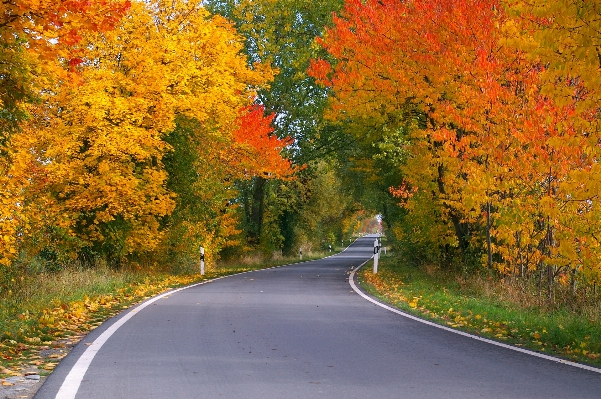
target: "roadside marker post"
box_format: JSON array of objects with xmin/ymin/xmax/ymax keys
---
[
  {"xmin": 200, "ymin": 246, "xmax": 205, "ymax": 276},
  {"xmin": 373, "ymin": 239, "xmax": 380, "ymax": 274},
  {"xmin": 299, "ymin": 248, "xmax": 303, "ymax": 260}
]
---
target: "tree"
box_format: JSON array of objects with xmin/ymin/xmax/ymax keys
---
[
  {"xmin": 311, "ymin": 0, "xmax": 520, "ymax": 260},
  {"xmin": 504, "ymin": 1, "xmax": 601, "ymax": 285},
  {"xmin": 0, "ymin": 0, "xmax": 130, "ymax": 266},
  {"xmin": 18, "ymin": 0, "xmax": 286, "ymax": 265},
  {"xmin": 161, "ymin": 106, "xmax": 293, "ymax": 266},
  {"xmin": 205, "ymin": 0, "xmax": 355, "ymax": 253},
  {"xmin": 311, "ymin": 0, "xmax": 601, "ymax": 285}
]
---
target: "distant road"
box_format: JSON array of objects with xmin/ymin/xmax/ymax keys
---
[{"xmin": 36, "ymin": 236, "xmax": 601, "ymax": 398}]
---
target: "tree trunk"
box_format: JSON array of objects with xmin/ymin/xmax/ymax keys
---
[
  {"xmin": 516, "ymin": 231, "xmax": 525, "ymax": 278},
  {"xmin": 486, "ymin": 200, "xmax": 492, "ymax": 269},
  {"xmin": 248, "ymin": 176, "xmax": 266, "ymax": 246},
  {"xmin": 547, "ymin": 264, "xmax": 554, "ymax": 303},
  {"xmin": 436, "ymin": 164, "xmax": 470, "ymax": 252}
]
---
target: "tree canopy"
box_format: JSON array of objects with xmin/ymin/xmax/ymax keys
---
[{"xmin": 2, "ymin": 0, "xmax": 600, "ymax": 300}]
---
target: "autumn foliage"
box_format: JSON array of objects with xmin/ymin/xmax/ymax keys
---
[
  {"xmin": 0, "ymin": 0, "xmax": 293, "ymax": 268},
  {"xmin": 311, "ymin": 0, "xmax": 601, "ymax": 288},
  {"xmin": 4, "ymin": 0, "xmax": 599, "ymax": 297},
  {"xmin": 232, "ymin": 106, "xmax": 294, "ymax": 179}
]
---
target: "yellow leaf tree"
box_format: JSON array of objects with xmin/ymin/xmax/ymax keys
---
[
  {"xmin": 0, "ymin": 0, "xmax": 130, "ymax": 266},
  {"xmin": 20, "ymin": 0, "xmax": 277, "ymax": 265}
]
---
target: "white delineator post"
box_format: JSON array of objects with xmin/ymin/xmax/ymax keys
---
[
  {"xmin": 200, "ymin": 246, "xmax": 205, "ymax": 276},
  {"xmin": 373, "ymin": 239, "xmax": 380, "ymax": 274}
]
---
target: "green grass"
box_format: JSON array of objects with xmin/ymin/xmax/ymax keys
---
[{"xmin": 359, "ymin": 255, "xmax": 601, "ymax": 367}]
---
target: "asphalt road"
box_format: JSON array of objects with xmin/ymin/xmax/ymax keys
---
[{"xmin": 35, "ymin": 236, "xmax": 601, "ymax": 399}]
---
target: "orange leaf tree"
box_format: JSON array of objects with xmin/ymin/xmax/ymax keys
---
[{"xmin": 311, "ymin": 0, "xmax": 601, "ymax": 283}]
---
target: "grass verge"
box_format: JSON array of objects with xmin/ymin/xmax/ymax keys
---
[
  {"xmin": 0, "ymin": 251, "xmax": 327, "ymax": 379},
  {"xmin": 358, "ymin": 255, "xmax": 601, "ymax": 368}
]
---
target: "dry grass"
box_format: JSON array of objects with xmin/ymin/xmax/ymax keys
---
[
  {"xmin": 7, "ymin": 267, "xmax": 135, "ymax": 305},
  {"xmin": 451, "ymin": 272, "xmax": 601, "ymax": 324}
]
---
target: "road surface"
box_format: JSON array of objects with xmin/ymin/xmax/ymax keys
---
[{"xmin": 35, "ymin": 236, "xmax": 601, "ymax": 398}]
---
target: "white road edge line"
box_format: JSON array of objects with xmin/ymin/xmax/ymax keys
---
[
  {"xmin": 349, "ymin": 260, "xmax": 601, "ymax": 375},
  {"xmin": 54, "ymin": 251, "xmax": 348, "ymax": 399},
  {"xmin": 54, "ymin": 280, "xmax": 206, "ymax": 399}
]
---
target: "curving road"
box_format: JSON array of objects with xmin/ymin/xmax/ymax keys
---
[{"xmin": 35, "ymin": 236, "xmax": 601, "ymax": 399}]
